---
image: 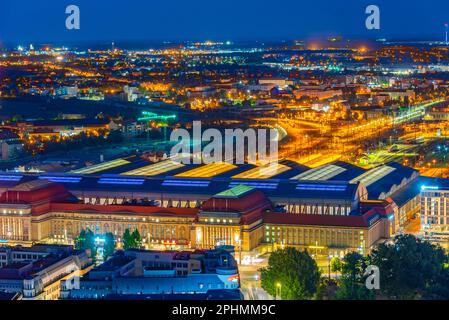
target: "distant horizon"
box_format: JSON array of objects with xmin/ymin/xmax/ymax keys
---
[
  {"xmin": 1, "ymin": 0, "xmax": 449, "ymax": 45},
  {"xmin": 2, "ymin": 37, "xmax": 449, "ymax": 51}
]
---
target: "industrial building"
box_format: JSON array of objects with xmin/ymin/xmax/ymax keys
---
[{"xmin": 0, "ymin": 159, "xmax": 437, "ymax": 257}]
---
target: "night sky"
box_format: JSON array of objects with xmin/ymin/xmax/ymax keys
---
[{"xmin": 1, "ymin": 0, "xmax": 449, "ymax": 45}]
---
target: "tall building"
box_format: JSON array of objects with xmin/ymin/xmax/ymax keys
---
[{"xmin": 420, "ymin": 182, "xmax": 449, "ymax": 241}]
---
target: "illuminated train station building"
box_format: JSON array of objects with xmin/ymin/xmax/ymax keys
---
[{"xmin": 0, "ymin": 158, "xmax": 438, "ymax": 258}]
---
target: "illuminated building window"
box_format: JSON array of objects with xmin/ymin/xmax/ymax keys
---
[
  {"xmin": 296, "ymin": 184, "xmax": 348, "ymax": 192},
  {"xmin": 228, "ymin": 181, "xmax": 278, "ymax": 190},
  {"xmin": 98, "ymin": 177, "xmax": 145, "ymax": 185},
  {"xmin": 162, "ymin": 179, "xmax": 210, "ymax": 188},
  {"xmin": 39, "ymin": 176, "xmax": 82, "ymax": 184},
  {"xmin": 0, "ymin": 175, "xmax": 23, "ymax": 184}
]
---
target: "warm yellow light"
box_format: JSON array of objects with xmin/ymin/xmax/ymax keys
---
[
  {"xmin": 232, "ymin": 163, "xmax": 289, "ymax": 179},
  {"xmin": 176, "ymin": 162, "xmax": 236, "ymax": 178},
  {"xmin": 234, "ymin": 233, "xmax": 240, "ymax": 244},
  {"xmin": 123, "ymin": 160, "xmax": 184, "ymax": 176},
  {"xmin": 71, "ymin": 158, "xmax": 130, "ymax": 174},
  {"xmin": 196, "ymin": 228, "xmax": 202, "ymax": 242}
]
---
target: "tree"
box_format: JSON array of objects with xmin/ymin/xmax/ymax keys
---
[
  {"xmin": 335, "ymin": 252, "xmax": 375, "ymax": 300},
  {"xmin": 330, "ymin": 257, "xmax": 342, "ymax": 273},
  {"xmin": 131, "ymin": 229, "xmax": 142, "ymax": 249},
  {"xmin": 423, "ymin": 268, "xmax": 449, "ymax": 300},
  {"xmin": 316, "ymin": 278, "xmax": 338, "ymax": 300},
  {"xmin": 123, "ymin": 229, "xmax": 142, "ymax": 250},
  {"xmin": 11, "ymin": 114, "xmax": 23, "ymax": 122},
  {"xmin": 75, "ymin": 228, "xmax": 97, "ymax": 262},
  {"xmin": 123, "ymin": 229, "xmax": 133, "ymax": 250},
  {"xmin": 75, "ymin": 229, "xmax": 87, "ymax": 250},
  {"xmin": 103, "ymin": 232, "xmax": 116, "ymax": 260},
  {"xmin": 336, "ymin": 277, "xmax": 376, "ymax": 300},
  {"xmin": 369, "ymin": 234, "xmax": 448, "ymax": 299},
  {"xmin": 260, "ymin": 248, "xmax": 321, "ymax": 300}
]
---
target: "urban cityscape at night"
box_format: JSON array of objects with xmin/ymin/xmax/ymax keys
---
[{"xmin": 2, "ymin": 0, "xmax": 449, "ymax": 311}]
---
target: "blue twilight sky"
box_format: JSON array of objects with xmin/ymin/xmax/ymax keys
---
[{"xmin": 0, "ymin": 0, "xmax": 449, "ymax": 45}]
